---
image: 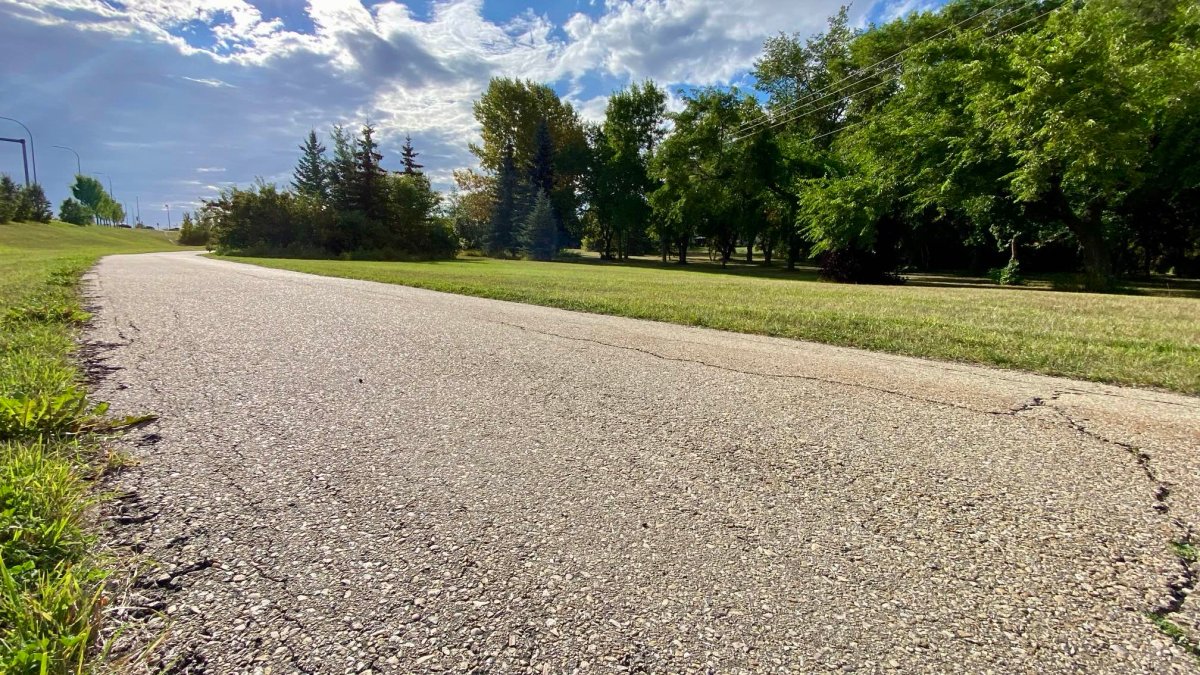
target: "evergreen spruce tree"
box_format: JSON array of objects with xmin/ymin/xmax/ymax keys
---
[
  {"xmin": 292, "ymin": 130, "xmax": 328, "ymax": 200},
  {"xmin": 328, "ymin": 125, "xmax": 357, "ymax": 213},
  {"xmin": 400, "ymin": 135, "xmax": 424, "ymax": 175},
  {"xmin": 25, "ymin": 183, "xmax": 52, "ymax": 223},
  {"xmin": 353, "ymin": 124, "xmax": 387, "ymax": 220},
  {"xmin": 486, "ymin": 142, "xmax": 519, "ymax": 257},
  {"xmin": 527, "ymin": 119, "xmax": 560, "ymax": 241},
  {"xmin": 520, "ymin": 190, "xmax": 559, "ymax": 261},
  {"xmin": 0, "ymin": 175, "xmax": 17, "ymax": 223}
]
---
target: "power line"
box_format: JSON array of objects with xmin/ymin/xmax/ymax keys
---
[
  {"xmin": 729, "ymin": 0, "xmax": 1037, "ymax": 139},
  {"xmin": 728, "ymin": 0, "xmax": 1042, "ymax": 141},
  {"xmin": 730, "ymin": 1, "xmax": 1061, "ymax": 145}
]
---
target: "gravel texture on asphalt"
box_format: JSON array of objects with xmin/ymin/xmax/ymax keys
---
[{"xmin": 85, "ymin": 252, "xmax": 1200, "ymax": 674}]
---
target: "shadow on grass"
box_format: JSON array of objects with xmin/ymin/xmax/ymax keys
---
[{"xmin": 230, "ymin": 248, "xmax": 1200, "ymax": 299}]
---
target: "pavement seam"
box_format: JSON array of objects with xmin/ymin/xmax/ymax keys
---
[{"xmin": 494, "ymin": 319, "xmax": 1057, "ymax": 420}]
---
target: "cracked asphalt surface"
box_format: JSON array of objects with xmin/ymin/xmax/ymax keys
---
[{"xmin": 86, "ymin": 251, "xmax": 1200, "ymax": 673}]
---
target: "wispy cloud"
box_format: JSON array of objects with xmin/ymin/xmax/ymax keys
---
[
  {"xmin": 182, "ymin": 76, "xmax": 234, "ymax": 88},
  {"xmin": 0, "ymin": 0, "xmax": 940, "ymax": 214}
]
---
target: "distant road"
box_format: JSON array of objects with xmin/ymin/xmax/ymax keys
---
[{"xmin": 89, "ymin": 251, "xmax": 1200, "ymax": 673}]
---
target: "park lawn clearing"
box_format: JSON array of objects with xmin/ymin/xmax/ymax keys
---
[
  {"xmin": 223, "ymin": 254, "xmax": 1200, "ymax": 395},
  {"xmin": 0, "ymin": 221, "xmax": 187, "ymax": 673}
]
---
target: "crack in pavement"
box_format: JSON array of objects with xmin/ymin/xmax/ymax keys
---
[{"xmin": 494, "ymin": 318, "xmax": 1200, "ymax": 649}]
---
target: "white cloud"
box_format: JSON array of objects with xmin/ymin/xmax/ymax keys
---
[
  {"xmin": 0, "ymin": 0, "xmax": 911, "ymax": 203},
  {"xmin": 558, "ymin": 0, "xmax": 862, "ymax": 85}
]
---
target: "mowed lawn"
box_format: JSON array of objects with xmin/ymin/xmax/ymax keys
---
[
  {"xmin": 224, "ymin": 254, "xmax": 1200, "ymax": 394},
  {"xmin": 0, "ymin": 220, "xmax": 181, "ymax": 298}
]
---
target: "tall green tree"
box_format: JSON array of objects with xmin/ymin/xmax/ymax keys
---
[
  {"xmin": 471, "ymin": 78, "xmax": 588, "ymax": 238},
  {"xmin": 587, "ymin": 81, "xmax": 667, "ymax": 260},
  {"xmin": 70, "ymin": 175, "xmax": 107, "ymax": 214},
  {"xmin": 979, "ymin": 0, "xmax": 1196, "ymax": 288},
  {"xmin": 487, "ymin": 143, "xmax": 520, "ymax": 257},
  {"xmin": 353, "ymin": 124, "xmax": 387, "ymax": 221},
  {"xmin": 650, "ymin": 88, "xmax": 771, "ymax": 267},
  {"xmin": 400, "ymin": 135, "xmax": 424, "ymax": 175},
  {"xmin": 520, "ymin": 190, "xmax": 559, "ymax": 261},
  {"xmin": 327, "ymin": 125, "xmax": 357, "ymax": 213},
  {"xmin": 24, "ymin": 184, "xmax": 52, "ymax": 223},
  {"xmin": 292, "ymin": 130, "xmax": 328, "ymax": 200},
  {"xmin": 752, "ymin": 8, "xmax": 857, "ymax": 269},
  {"xmin": 0, "ymin": 175, "xmax": 18, "ymax": 223}
]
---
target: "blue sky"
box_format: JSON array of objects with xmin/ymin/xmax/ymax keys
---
[{"xmin": 1, "ymin": 0, "xmax": 943, "ymax": 226}]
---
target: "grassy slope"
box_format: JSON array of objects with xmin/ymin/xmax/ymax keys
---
[
  {"xmin": 224, "ymin": 255, "xmax": 1200, "ymax": 394},
  {"xmin": 0, "ymin": 221, "xmax": 184, "ymax": 673}
]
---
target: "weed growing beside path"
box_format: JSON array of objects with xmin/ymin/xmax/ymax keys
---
[
  {"xmin": 0, "ymin": 221, "xmax": 186, "ymax": 673},
  {"xmin": 223, "ymin": 255, "xmax": 1200, "ymax": 394}
]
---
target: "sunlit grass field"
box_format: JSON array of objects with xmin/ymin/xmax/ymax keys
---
[
  {"xmin": 225, "ymin": 253, "xmax": 1200, "ymax": 394},
  {"xmin": 0, "ymin": 220, "xmax": 185, "ymax": 672}
]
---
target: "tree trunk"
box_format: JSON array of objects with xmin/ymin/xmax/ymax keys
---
[
  {"xmin": 661, "ymin": 237, "xmax": 668, "ymax": 263},
  {"xmin": 745, "ymin": 234, "xmax": 754, "ymax": 263},
  {"xmin": 677, "ymin": 235, "xmax": 689, "ymax": 264},
  {"xmin": 763, "ymin": 237, "xmax": 774, "ymax": 265},
  {"xmin": 786, "ymin": 231, "xmax": 800, "ymax": 271},
  {"xmin": 1073, "ymin": 217, "xmax": 1112, "ymax": 291},
  {"xmin": 1046, "ymin": 179, "xmax": 1112, "ymax": 291}
]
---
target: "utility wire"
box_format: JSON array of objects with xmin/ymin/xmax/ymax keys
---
[
  {"xmin": 730, "ymin": 1, "xmax": 1061, "ymax": 145},
  {"xmin": 728, "ymin": 0, "xmax": 1037, "ymax": 139},
  {"xmin": 727, "ymin": 0, "xmax": 1042, "ymax": 141}
]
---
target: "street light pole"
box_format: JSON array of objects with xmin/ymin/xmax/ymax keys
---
[
  {"xmin": 0, "ymin": 137, "xmax": 29, "ymax": 186},
  {"xmin": 94, "ymin": 173, "xmax": 116, "ymax": 226},
  {"xmin": 0, "ymin": 116, "xmax": 36, "ymax": 184},
  {"xmin": 94, "ymin": 173, "xmax": 113, "ymax": 196},
  {"xmin": 51, "ymin": 145, "xmax": 81, "ymax": 175},
  {"xmin": 165, "ymin": 203, "xmax": 172, "ymax": 229}
]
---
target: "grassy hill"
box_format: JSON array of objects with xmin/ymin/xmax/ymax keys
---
[
  {"xmin": 0, "ymin": 221, "xmax": 182, "ymax": 297},
  {"xmin": 0, "ymin": 220, "xmax": 186, "ymax": 672}
]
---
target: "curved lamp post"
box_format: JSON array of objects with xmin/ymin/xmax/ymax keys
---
[
  {"xmin": 52, "ymin": 145, "xmax": 81, "ymax": 175},
  {"xmin": 0, "ymin": 116, "xmax": 36, "ymax": 184}
]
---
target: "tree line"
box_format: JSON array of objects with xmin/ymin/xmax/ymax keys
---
[
  {"xmin": 205, "ymin": 0, "xmax": 1197, "ymax": 289},
  {"xmin": 204, "ymin": 126, "xmax": 454, "ymax": 258},
  {"xmin": 60, "ymin": 175, "xmax": 125, "ymax": 225},
  {"xmin": 448, "ymin": 0, "xmax": 1198, "ymax": 288},
  {"xmin": 0, "ymin": 172, "xmax": 131, "ymax": 227},
  {"xmin": 0, "ymin": 176, "xmax": 51, "ymax": 224}
]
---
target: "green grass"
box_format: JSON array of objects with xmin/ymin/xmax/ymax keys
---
[
  {"xmin": 0, "ymin": 220, "xmax": 185, "ymax": 674},
  {"xmin": 223, "ymin": 253, "xmax": 1200, "ymax": 394},
  {"xmin": 1172, "ymin": 541, "xmax": 1199, "ymax": 563},
  {"xmin": 1150, "ymin": 613, "xmax": 1200, "ymax": 658}
]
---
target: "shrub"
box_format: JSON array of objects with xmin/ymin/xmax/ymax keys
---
[
  {"xmin": 176, "ymin": 211, "xmax": 211, "ymax": 246},
  {"xmin": 22, "ymin": 185, "xmax": 51, "ymax": 224},
  {"xmin": 57, "ymin": 199, "xmax": 91, "ymax": 226},
  {"xmin": 0, "ymin": 176, "xmax": 18, "ymax": 224},
  {"xmin": 988, "ymin": 258, "xmax": 1025, "ymax": 286},
  {"xmin": 818, "ymin": 247, "xmax": 905, "ymax": 284}
]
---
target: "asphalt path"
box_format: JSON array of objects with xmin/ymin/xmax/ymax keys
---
[{"xmin": 86, "ymin": 251, "xmax": 1200, "ymax": 673}]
